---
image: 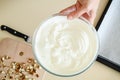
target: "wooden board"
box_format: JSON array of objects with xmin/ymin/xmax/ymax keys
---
[{"xmin": 0, "ymin": 38, "xmax": 45, "ymax": 80}]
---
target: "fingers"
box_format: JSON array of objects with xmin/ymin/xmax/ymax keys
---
[
  {"xmin": 68, "ymin": 7, "xmax": 86, "ymax": 19},
  {"xmin": 59, "ymin": 1, "xmax": 97, "ymax": 24},
  {"xmin": 60, "ymin": 1, "xmax": 87, "ymax": 20},
  {"xmin": 67, "ymin": 1, "xmax": 85, "ymax": 19},
  {"xmin": 60, "ymin": 5, "xmax": 76, "ymax": 15},
  {"xmin": 87, "ymin": 10, "xmax": 96, "ymax": 24}
]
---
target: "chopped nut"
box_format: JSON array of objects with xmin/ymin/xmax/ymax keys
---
[
  {"xmin": 25, "ymin": 75, "xmax": 28, "ymax": 78},
  {"xmin": 19, "ymin": 52, "xmax": 24, "ymax": 56},
  {"xmin": 0, "ymin": 70, "xmax": 2, "ymax": 73},
  {"xmin": 1, "ymin": 57, "xmax": 5, "ymax": 62},
  {"xmin": 0, "ymin": 55, "xmax": 41, "ymax": 79},
  {"xmin": 35, "ymin": 74, "xmax": 39, "ymax": 77},
  {"xmin": 11, "ymin": 62, "xmax": 16, "ymax": 66},
  {"xmin": 1, "ymin": 78, "xmax": 6, "ymax": 80},
  {"xmin": 34, "ymin": 60, "xmax": 37, "ymax": 63},
  {"xmin": 27, "ymin": 58, "xmax": 34, "ymax": 63},
  {"xmin": 29, "ymin": 65, "xmax": 33, "ymax": 69},
  {"xmin": 2, "ymin": 63, "xmax": 7, "ymax": 68},
  {"xmin": 1, "ymin": 71, "xmax": 5, "ymax": 74},
  {"xmin": 33, "ymin": 63, "xmax": 40, "ymax": 69},
  {"xmin": 9, "ymin": 76, "xmax": 13, "ymax": 79},
  {"xmin": 38, "ymin": 66, "xmax": 41, "ymax": 69},
  {"xmin": 19, "ymin": 73, "xmax": 25, "ymax": 79},
  {"xmin": 4, "ymin": 55, "xmax": 11, "ymax": 59}
]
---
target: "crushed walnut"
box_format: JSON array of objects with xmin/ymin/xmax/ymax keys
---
[
  {"xmin": 0, "ymin": 52, "xmax": 41, "ymax": 80},
  {"xmin": 19, "ymin": 52, "xmax": 24, "ymax": 56}
]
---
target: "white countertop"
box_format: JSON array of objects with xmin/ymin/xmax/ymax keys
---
[{"xmin": 0, "ymin": 0, "xmax": 120, "ymax": 80}]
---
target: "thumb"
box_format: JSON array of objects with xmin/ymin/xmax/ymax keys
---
[{"xmin": 60, "ymin": 5, "xmax": 76, "ymax": 15}]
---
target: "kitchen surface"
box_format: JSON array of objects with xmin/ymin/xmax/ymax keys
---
[{"xmin": 0, "ymin": 0, "xmax": 120, "ymax": 80}]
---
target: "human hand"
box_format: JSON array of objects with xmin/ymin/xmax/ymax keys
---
[{"xmin": 60, "ymin": 0, "xmax": 100, "ymax": 24}]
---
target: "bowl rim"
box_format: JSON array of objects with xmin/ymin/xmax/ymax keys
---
[{"xmin": 32, "ymin": 15, "xmax": 99, "ymax": 77}]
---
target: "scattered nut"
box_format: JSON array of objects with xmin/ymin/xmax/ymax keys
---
[
  {"xmin": 1, "ymin": 71, "xmax": 5, "ymax": 74},
  {"xmin": 9, "ymin": 75, "xmax": 13, "ymax": 79},
  {"xmin": 0, "ymin": 55, "xmax": 41, "ymax": 80},
  {"xmin": 19, "ymin": 52, "xmax": 24, "ymax": 56},
  {"xmin": 4, "ymin": 55, "xmax": 11, "ymax": 59},
  {"xmin": 35, "ymin": 74, "xmax": 39, "ymax": 78},
  {"xmin": 1, "ymin": 57, "xmax": 5, "ymax": 62},
  {"xmin": 27, "ymin": 58, "xmax": 34, "ymax": 63}
]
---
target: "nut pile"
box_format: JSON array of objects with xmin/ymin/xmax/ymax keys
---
[{"xmin": 0, "ymin": 52, "xmax": 41, "ymax": 80}]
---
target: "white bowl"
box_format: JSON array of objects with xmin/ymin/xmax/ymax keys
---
[{"xmin": 32, "ymin": 15, "xmax": 99, "ymax": 77}]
